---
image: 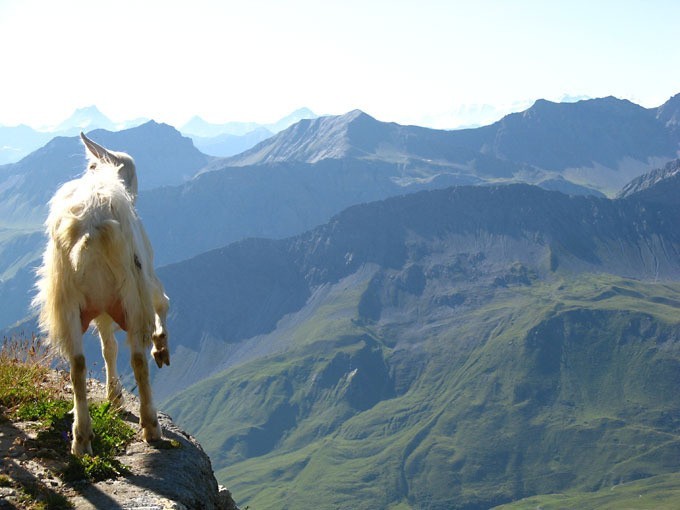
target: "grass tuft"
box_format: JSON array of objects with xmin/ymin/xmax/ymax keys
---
[
  {"xmin": 30, "ymin": 399, "xmax": 136, "ymax": 483},
  {"xmin": 0, "ymin": 334, "xmax": 57, "ymax": 412}
]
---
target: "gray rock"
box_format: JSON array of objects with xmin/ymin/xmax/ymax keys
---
[{"xmin": 67, "ymin": 381, "xmax": 239, "ymax": 510}]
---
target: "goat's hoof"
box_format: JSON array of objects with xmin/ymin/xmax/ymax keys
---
[
  {"xmin": 71, "ymin": 424, "xmax": 94, "ymax": 456},
  {"xmin": 151, "ymin": 346, "xmax": 170, "ymax": 368},
  {"xmin": 142, "ymin": 421, "xmax": 162, "ymax": 443},
  {"xmin": 71, "ymin": 438, "xmax": 94, "ymax": 457}
]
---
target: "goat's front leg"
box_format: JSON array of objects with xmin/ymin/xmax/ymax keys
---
[
  {"xmin": 130, "ymin": 341, "xmax": 162, "ymax": 442},
  {"xmin": 94, "ymin": 315, "xmax": 123, "ymax": 408},
  {"xmin": 70, "ymin": 349, "xmax": 93, "ymax": 456}
]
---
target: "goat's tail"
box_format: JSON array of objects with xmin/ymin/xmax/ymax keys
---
[{"xmin": 68, "ymin": 219, "xmax": 122, "ymax": 273}]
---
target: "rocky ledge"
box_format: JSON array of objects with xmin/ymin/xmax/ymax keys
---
[{"xmin": 0, "ymin": 374, "xmax": 238, "ymax": 510}]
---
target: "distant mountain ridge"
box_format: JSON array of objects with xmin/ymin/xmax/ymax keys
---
[
  {"xmin": 0, "ymin": 121, "xmax": 211, "ymax": 227},
  {"xmin": 184, "ymin": 108, "xmax": 318, "ymax": 158},
  {"xmin": 191, "ymin": 127, "xmax": 275, "ymax": 158},
  {"xmin": 53, "ymin": 105, "xmax": 118, "ymax": 133},
  {"xmin": 0, "ymin": 106, "xmax": 314, "ymax": 165},
  {"xmin": 180, "ymin": 107, "xmax": 317, "ymax": 138},
  {"xmin": 0, "ymin": 106, "xmax": 150, "ymax": 165},
  {"xmin": 222, "ymin": 95, "xmax": 680, "ymax": 195},
  {"xmin": 2, "ymin": 95, "xmax": 680, "ymax": 330}
]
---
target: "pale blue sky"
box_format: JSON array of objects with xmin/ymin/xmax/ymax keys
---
[{"xmin": 1, "ymin": 0, "xmax": 679, "ymax": 129}]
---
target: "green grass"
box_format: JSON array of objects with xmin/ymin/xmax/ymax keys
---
[
  {"xmin": 54, "ymin": 401, "xmax": 136, "ymax": 482},
  {"xmin": 0, "ymin": 334, "xmax": 55, "ymax": 411}
]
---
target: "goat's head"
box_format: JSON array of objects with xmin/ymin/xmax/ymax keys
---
[{"xmin": 80, "ymin": 132, "xmax": 138, "ymax": 201}]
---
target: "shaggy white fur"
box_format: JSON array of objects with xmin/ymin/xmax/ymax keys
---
[{"xmin": 33, "ymin": 133, "xmax": 170, "ymax": 456}]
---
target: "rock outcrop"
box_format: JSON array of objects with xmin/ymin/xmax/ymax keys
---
[
  {"xmin": 68, "ymin": 410, "xmax": 236, "ymax": 509},
  {"xmin": 0, "ymin": 373, "xmax": 238, "ymax": 510}
]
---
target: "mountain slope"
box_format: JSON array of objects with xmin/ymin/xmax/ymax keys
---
[
  {"xmin": 159, "ymin": 181, "xmax": 680, "ymax": 509},
  {"xmin": 0, "ymin": 121, "xmax": 211, "ymax": 227},
  {"xmin": 153, "ymin": 182, "xmax": 680, "ymax": 390},
  {"xmin": 656, "ymin": 92, "xmax": 680, "ymax": 130},
  {"xmin": 221, "ymin": 109, "xmax": 507, "ymax": 171},
  {"xmin": 157, "ymin": 182, "xmax": 679, "ymax": 347},
  {"xmin": 168, "ymin": 277, "xmax": 680, "ymax": 510},
  {"xmin": 617, "ymin": 157, "xmax": 680, "ymax": 204},
  {"xmin": 0, "ymin": 125, "xmax": 54, "ymax": 165},
  {"xmin": 138, "ymin": 157, "xmax": 485, "ymax": 265}
]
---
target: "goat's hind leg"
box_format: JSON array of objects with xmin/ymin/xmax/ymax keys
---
[
  {"xmin": 95, "ymin": 315, "xmax": 124, "ymax": 408},
  {"xmin": 66, "ymin": 316, "xmax": 94, "ymax": 456},
  {"xmin": 130, "ymin": 338, "xmax": 162, "ymax": 442}
]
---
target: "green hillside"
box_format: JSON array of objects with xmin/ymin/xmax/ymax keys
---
[
  {"xmin": 494, "ymin": 473, "xmax": 680, "ymax": 509},
  {"xmin": 165, "ymin": 274, "xmax": 680, "ymax": 509}
]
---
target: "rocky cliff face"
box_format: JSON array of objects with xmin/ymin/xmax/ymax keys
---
[
  {"xmin": 0, "ymin": 374, "xmax": 238, "ymax": 510},
  {"xmin": 617, "ymin": 157, "xmax": 680, "ymax": 202}
]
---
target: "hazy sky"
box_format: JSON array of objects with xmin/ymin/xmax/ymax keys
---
[{"xmin": 1, "ymin": 0, "xmax": 679, "ymax": 129}]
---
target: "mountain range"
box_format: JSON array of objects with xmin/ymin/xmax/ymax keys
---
[
  {"xmin": 0, "ymin": 106, "xmax": 316, "ymax": 164},
  {"xmin": 224, "ymin": 96, "xmax": 680, "ymax": 195},
  {"xmin": 1, "ymin": 94, "xmax": 679, "ymax": 330},
  {"xmin": 1, "ymin": 94, "xmax": 678, "ymax": 328},
  {"xmin": 140, "ymin": 95, "xmax": 680, "ymax": 266},
  {"xmin": 0, "ymin": 106, "xmax": 149, "ymax": 165},
  {"xmin": 1, "ymin": 94, "xmax": 680, "ymax": 508},
  {"xmin": 0, "ymin": 121, "xmax": 211, "ymax": 228},
  {"xmin": 181, "ymin": 107, "xmax": 318, "ymax": 157},
  {"xmin": 159, "ymin": 168, "xmax": 680, "ymax": 509},
  {"xmin": 181, "ymin": 107, "xmax": 317, "ymax": 138}
]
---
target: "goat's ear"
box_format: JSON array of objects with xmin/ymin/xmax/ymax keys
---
[{"xmin": 80, "ymin": 132, "xmax": 117, "ymax": 163}]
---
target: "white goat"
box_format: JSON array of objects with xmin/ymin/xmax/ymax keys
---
[{"xmin": 33, "ymin": 133, "xmax": 170, "ymax": 456}]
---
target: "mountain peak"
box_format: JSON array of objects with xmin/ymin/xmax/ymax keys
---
[
  {"xmin": 521, "ymin": 95, "xmax": 635, "ymax": 118},
  {"xmin": 267, "ymin": 107, "xmax": 318, "ymax": 133},
  {"xmin": 54, "ymin": 105, "xmax": 116, "ymax": 134},
  {"xmin": 72, "ymin": 105, "xmax": 104, "ymax": 116},
  {"xmin": 656, "ymin": 93, "xmax": 680, "ymax": 127},
  {"xmin": 492, "ymin": 95, "xmax": 672, "ymax": 178},
  {"xmin": 222, "ymin": 110, "xmax": 383, "ymax": 166},
  {"xmin": 342, "ymin": 109, "xmax": 371, "ymax": 120}
]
